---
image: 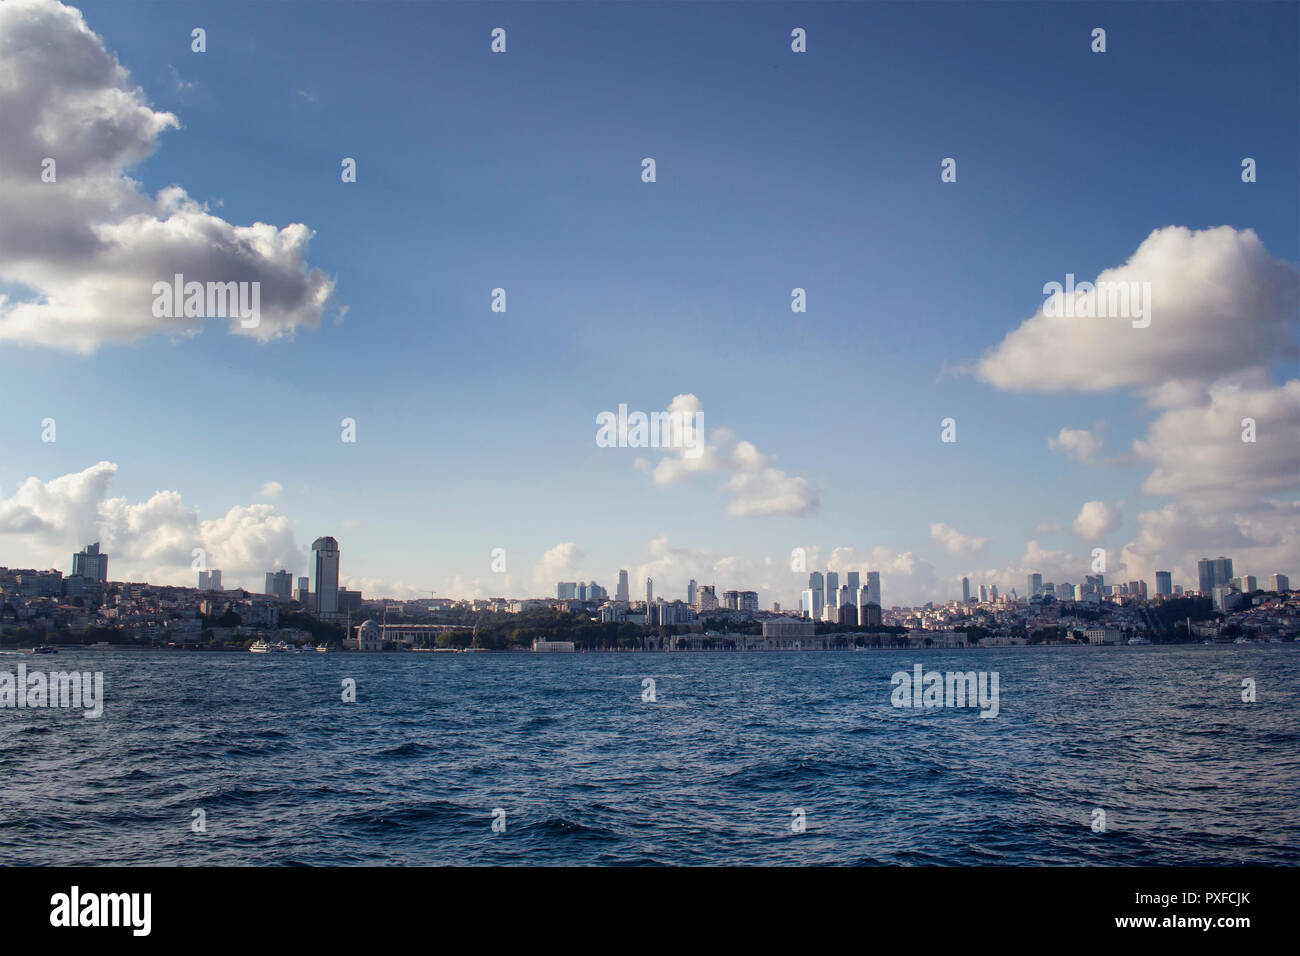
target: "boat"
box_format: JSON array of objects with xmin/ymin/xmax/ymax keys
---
[
  {"xmin": 1126, "ymin": 636, "xmax": 1151, "ymax": 645},
  {"xmin": 315, "ymin": 644, "xmax": 328, "ymax": 653},
  {"xmin": 249, "ymin": 640, "xmax": 271, "ymax": 653},
  {"xmin": 32, "ymin": 645, "xmax": 58, "ymax": 655}
]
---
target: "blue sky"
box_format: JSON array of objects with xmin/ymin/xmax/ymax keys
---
[{"xmin": 1, "ymin": 0, "xmax": 1297, "ymax": 604}]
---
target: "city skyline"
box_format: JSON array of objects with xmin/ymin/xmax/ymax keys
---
[
  {"xmin": 0, "ymin": 1, "xmax": 1297, "ymax": 609},
  {"xmin": 8, "ymin": 535, "xmax": 1289, "ymax": 613}
]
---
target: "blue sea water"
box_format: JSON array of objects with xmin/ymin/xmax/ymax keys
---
[{"xmin": 0, "ymin": 645, "xmax": 1296, "ymax": 866}]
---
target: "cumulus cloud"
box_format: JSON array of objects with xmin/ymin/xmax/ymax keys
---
[
  {"xmin": 975, "ymin": 225, "xmax": 1300, "ymax": 586},
  {"xmin": 258, "ymin": 481, "xmax": 284, "ymax": 499},
  {"xmin": 0, "ymin": 461, "xmax": 304, "ymax": 587},
  {"xmin": 1134, "ymin": 380, "xmax": 1300, "ymax": 506},
  {"xmin": 975, "ymin": 226, "xmax": 1299, "ymax": 393},
  {"xmin": 641, "ymin": 394, "xmax": 818, "ymax": 517},
  {"xmin": 530, "ymin": 542, "xmax": 586, "ymax": 592},
  {"xmin": 929, "ymin": 522, "xmax": 989, "ymax": 556},
  {"xmin": 0, "ymin": 0, "xmax": 335, "ymax": 352},
  {"xmin": 971, "ymin": 540, "xmax": 1088, "ymax": 597},
  {"xmin": 1048, "ymin": 426, "xmax": 1104, "ymax": 465},
  {"xmin": 1072, "ymin": 500, "xmax": 1122, "ymax": 540},
  {"xmin": 825, "ymin": 545, "xmax": 942, "ymax": 607}
]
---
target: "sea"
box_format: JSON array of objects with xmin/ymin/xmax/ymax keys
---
[{"xmin": 1, "ymin": 644, "xmax": 1296, "ymax": 866}]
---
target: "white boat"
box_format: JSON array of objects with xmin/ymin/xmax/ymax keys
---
[
  {"xmin": 1127, "ymin": 636, "xmax": 1151, "ymax": 645},
  {"xmin": 315, "ymin": 643, "xmax": 328, "ymax": 653},
  {"xmin": 249, "ymin": 640, "xmax": 271, "ymax": 653}
]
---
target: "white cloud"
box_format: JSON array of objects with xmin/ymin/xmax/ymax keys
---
[
  {"xmin": 1072, "ymin": 500, "xmax": 1122, "ymax": 540},
  {"xmin": 258, "ymin": 481, "xmax": 284, "ymax": 499},
  {"xmin": 530, "ymin": 542, "xmax": 585, "ymax": 592},
  {"xmin": 975, "ymin": 225, "xmax": 1300, "ymax": 587},
  {"xmin": 970, "ymin": 540, "xmax": 1087, "ymax": 596},
  {"xmin": 1048, "ymin": 426, "xmax": 1104, "ymax": 465},
  {"xmin": 0, "ymin": 0, "xmax": 335, "ymax": 352},
  {"xmin": 975, "ymin": 226, "xmax": 1299, "ymax": 393},
  {"xmin": 643, "ymin": 394, "xmax": 818, "ymax": 517},
  {"xmin": 929, "ymin": 522, "xmax": 989, "ymax": 555},
  {"xmin": 0, "ymin": 461, "xmax": 304, "ymax": 587},
  {"xmin": 1134, "ymin": 379, "xmax": 1300, "ymax": 505}
]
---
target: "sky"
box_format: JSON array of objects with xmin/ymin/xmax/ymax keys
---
[{"xmin": 0, "ymin": 0, "xmax": 1297, "ymax": 607}]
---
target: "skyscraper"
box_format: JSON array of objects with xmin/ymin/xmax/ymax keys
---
[
  {"xmin": 825, "ymin": 571, "xmax": 839, "ymax": 609},
  {"xmin": 687, "ymin": 578, "xmax": 697, "ymax": 606},
  {"xmin": 72, "ymin": 542, "xmax": 108, "ymax": 583},
  {"xmin": 961, "ymin": 576, "xmax": 971, "ymax": 603},
  {"xmin": 803, "ymin": 580, "xmax": 824, "ymax": 620},
  {"xmin": 616, "ymin": 569, "xmax": 629, "ymax": 602},
  {"xmin": 865, "ymin": 571, "xmax": 881, "ymax": 608},
  {"xmin": 557, "ymin": 582, "xmax": 577, "ymax": 600},
  {"xmin": 312, "ymin": 536, "xmax": 340, "ymax": 615},
  {"xmin": 1197, "ymin": 557, "xmax": 1233, "ymax": 594},
  {"xmin": 846, "ymin": 571, "xmax": 860, "ymax": 602},
  {"xmin": 1028, "ymin": 573, "xmax": 1042, "ymax": 597},
  {"xmin": 265, "ymin": 569, "xmax": 293, "ymax": 601},
  {"xmin": 1155, "ymin": 571, "xmax": 1172, "ymax": 596},
  {"xmin": 1270, "ymin": 573, "xmax": 1290, "ymax": 592},
  {"xmin": 645, "ymin": 578, "xmax": 653, "ymax": 605}
]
